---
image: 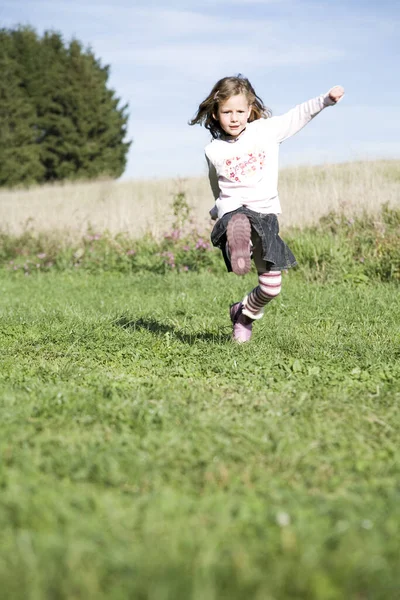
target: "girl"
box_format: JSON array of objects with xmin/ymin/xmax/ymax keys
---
[{"xmin": 189, "ymin": 75, "xmax": 344, "ymax": 343}]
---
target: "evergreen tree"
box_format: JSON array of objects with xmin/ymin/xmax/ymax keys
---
[
  {"xmin": 0, "ymin": 31, "xmax": 44, "ymax": 186},
  {"xmin": 0, "ymin": 27, "xmax": 131, "ymax": 187}
]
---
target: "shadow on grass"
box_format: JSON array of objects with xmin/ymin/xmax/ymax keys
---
[{"xmin": 114, "ymin": 315, "xmax": 230, "ymax": 345}]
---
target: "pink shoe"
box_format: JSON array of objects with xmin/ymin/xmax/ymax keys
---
[
  {"xmin": 230, "ymin": 302, "xmax": 253, "ymax": 343},
  {"xmin": 226, "ymin": 214, "xmax": 252, "ymax": 275}
]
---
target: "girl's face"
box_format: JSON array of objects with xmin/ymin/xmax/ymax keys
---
[{"xmin": 215, "ymin": 93, "xmax": 252, "ymax": 138}]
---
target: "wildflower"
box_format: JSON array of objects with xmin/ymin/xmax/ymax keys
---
[
  {"xmin": 164, "ymin": 229, "xmax": 181, "ymax": 241},
  {"xmin": 182, "ymin": 266, "xmax": 189, "ymax": 271},
  {"xmin": 161, "ymin": 251, "xmax": 176, "ymax": 267},
  {"xmin": 37, "ymin": 253, "xmax": 47, "ymax": 259},
  {"xmin": 126, "ymin": 249, "xmax": 136, "ymax": 256},
  {"xmin": 195, "ymin": 238, "xmax": 209, "ymax": 250}
]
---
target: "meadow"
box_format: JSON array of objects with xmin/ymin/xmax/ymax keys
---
[
  {"xmin": 0, "ymin": 160, "xmax": 399, "ymax": 599},
  {"xmin": 0, "ymin": 159, "xmax": 399, "ymax": 239}
]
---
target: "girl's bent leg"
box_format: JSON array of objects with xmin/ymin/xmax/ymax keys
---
[{"xmin": 229, "ymin": 230, "xmax": 282, "ymax": 342}]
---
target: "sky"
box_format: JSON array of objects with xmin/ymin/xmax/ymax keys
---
[{"xmin": 1, "ymin": 0, "xmax": 399, "ymax": 181}]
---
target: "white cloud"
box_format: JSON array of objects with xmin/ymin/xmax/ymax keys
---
[{"xmin": 125, "ymin": 42, "xmax": 344, "ymax": 73}]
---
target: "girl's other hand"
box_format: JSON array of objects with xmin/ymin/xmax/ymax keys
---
[{"xmin": 328, "ymin": 85, "xmax": 345, "ymax": 103}]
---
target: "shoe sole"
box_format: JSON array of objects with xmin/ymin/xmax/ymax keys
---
[{"xmin": 226, "ymin": 214, "xmax": 251, "ymax": 276}]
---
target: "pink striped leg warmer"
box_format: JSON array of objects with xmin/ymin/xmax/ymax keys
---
[{"xmin": 242, "ymin": 271, "xmax": 282, "ymax": 319}]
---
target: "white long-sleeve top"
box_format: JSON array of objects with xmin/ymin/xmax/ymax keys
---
[{"xmin": 205, "ymin": 91, "xmax": 337, "ymax": 219}]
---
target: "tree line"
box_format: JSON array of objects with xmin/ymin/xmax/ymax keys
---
[{"xmin": 0, "ymin": 26, "xmax": 131, "ymax": 188}]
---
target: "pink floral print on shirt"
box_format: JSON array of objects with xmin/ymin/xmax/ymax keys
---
[{"xmin": 222, "ymin": 151, "xmax": 266, "ymax": 182}]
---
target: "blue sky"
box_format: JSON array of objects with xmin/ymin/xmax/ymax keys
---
[{"xmin": 1, "ymin": 0, "xmax": 399, "ymax": 180}]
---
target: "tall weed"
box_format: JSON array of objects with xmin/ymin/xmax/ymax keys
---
[
  {"xmin": 1, "ymin": 204, "xmax": 399, "ymax": 282},
  {"xmin": 286, "ymin": 203, "xmax": 400, "ymax": 282}
]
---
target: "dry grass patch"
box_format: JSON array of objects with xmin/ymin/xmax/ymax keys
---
[{"xmin": 0, "ymin": 160, "xmax": 399, "ymax": 240}]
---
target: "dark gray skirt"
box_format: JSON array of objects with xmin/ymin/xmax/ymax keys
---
[{"xmin": 211, "ymin": 207, "xmax": 297, "ymax": 273}]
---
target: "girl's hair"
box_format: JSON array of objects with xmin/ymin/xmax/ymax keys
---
[{"xmin": 189, "ymin": 74, "xmax": 271, "ymax": 139}]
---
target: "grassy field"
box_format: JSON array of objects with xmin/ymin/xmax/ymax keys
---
[{"xmin": 1, "ymin": 268, "xmax": 399, "ymax": 599}]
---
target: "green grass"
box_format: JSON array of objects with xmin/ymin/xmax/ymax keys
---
[{"xmin": 1, "ymin": 270, "xmax": 399, "ymax": 599}]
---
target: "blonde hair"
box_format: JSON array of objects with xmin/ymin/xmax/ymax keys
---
[{"xmin": 189, "ymin": 74, "xmax": 271, "ymax": 138}]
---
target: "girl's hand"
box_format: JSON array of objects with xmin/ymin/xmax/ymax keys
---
[{"xmin": 328, "ymin": 85, "xmax": 345, "ymax": 103}]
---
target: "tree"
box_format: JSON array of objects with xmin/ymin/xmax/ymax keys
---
[
  {"xmin": 0, "ymin": 27, "xmax": 131, "ymax": 187},
  {"xmin": 0, "ymin": 31, "xmax": 44, "ymax": 186}
]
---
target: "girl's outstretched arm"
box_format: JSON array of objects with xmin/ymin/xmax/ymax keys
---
[{"xmin": 271, "ymin": 85, "xmax": 345, "ymax": 143}]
